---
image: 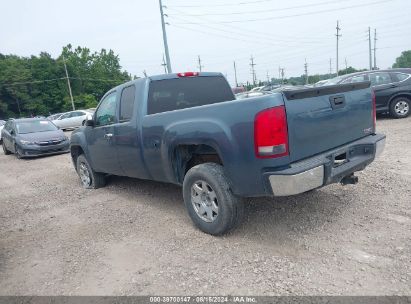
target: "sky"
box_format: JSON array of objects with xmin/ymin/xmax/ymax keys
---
[{"xmin": 1, "ymin": 0, "xmax": 410, "ymax": 86}]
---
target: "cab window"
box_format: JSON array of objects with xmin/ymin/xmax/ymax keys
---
[
  {"xmin": 95, "ymin": 92, "xmax": 117, "ymax": 126},
  {"xmin": 119, "ymin": 85, "xmax": 135, "ymax": 122}
]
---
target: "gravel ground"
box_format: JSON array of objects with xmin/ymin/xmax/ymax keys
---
[{"xmin": 0, "ymin": 116, "xmax": 410, "ymax": 296}]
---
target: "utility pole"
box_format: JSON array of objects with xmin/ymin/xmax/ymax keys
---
[
  {"xmin": 161, "ymin": 55, "xmax": 167, "ymax": 74},
  {"xmin": 250, "ymin": 56, "xmax": 257, "ymax": 86},
  {"xmin": 368, "ymin": 27, "xmax": 372, "ymax": 71},
  {"xmin": 373, "ymin": 28, "xmax": 377, "ymax": 70},
  {"xmin": 329, "ymin": 58, "xmax": 332, "ymax": 78},
  {"xmin": 280, "ymin": 68, "xmax": 285, "ymax": 85},
  {"xmin": 335, "ymin": 20, "xmax": 341, "ymax": 76},
  {"xmin": 197, "ymin": 55, "xmax": 204, "ymax": 72},
  {"xmin": 266, "ymin": 71, "xmax": 270, "ymax": 84},
  {"xmin": 304, "ymin": 59, "xmax": 309, "ymax": 85},
  {"xmin": 62, "ymin": 55, "xmax": 75, "ymax": 111},
  {"xmin": 233, "ymin": 61, "xmax": 238, "ymax": 87},
  {"xmin": 159, "ymin": 0, "xmax": 172, "ymax": 73},
  {"xmin": 345, "ymin": 58, "xmax": 348, "ymax": 70},
  {"xmin": 143, "ymin": 70, "xmax": 148, "ymax": 78}
]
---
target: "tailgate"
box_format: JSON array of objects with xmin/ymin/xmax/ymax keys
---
[{"xmin": 282, "ymin": 82, "xmax": 374, "ymax": 162}]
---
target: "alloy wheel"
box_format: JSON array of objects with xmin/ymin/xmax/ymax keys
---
[
  {"xmin": 191, "ymin": 180, "xmax": 219, "ymax": 223},
  {"xmin": 79, "ymin": 162, "xmax": 92, "ymax": 187},
  {"xmin": 394, "ymin": 100, "xmax": 409, "ymax": 116}
]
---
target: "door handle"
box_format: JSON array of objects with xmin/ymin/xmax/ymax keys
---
[{"xmin": 104, "ymin": 133, "xmax": 113, "ymax": 140}]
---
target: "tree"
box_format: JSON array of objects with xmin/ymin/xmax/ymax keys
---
[
  {"xmin": 0, "ymin": 45, "xmax": 132, "ymax": 119},
  {"xmin": 393, "ymin": 50, "xmax": 411, "ymax": 68}
]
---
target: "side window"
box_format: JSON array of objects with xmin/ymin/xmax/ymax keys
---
[
  {"xmin": 340, "ymin": 77, "xmax": 352, "ymax": 84},
  {"xmin": 4, "ymin": 121, "xmax": 11, "ymax": 131},
  {"xmin": 60, "ymin": 113, "xmax": 70, "ymax": 119},
  {"xmin": 119, "ymin": 85, "xmax": 136, "ymax": 122},
  {"xmin": 72, "ymin": 111, "xmax": 84, "ymax": 117},
  {"xmin": 350, "ymin": 75, "xmax": 368, "ymax": 83},
  {"xmin": 95, "ymin": 92, "xmax": 117, "ymax": 126},
  {"xmin": 392, "ymin": 73, "xmax": 410, "ymax": 82},
  {"xmin": 369, "ymin": 73, "xmax": 392, "ymax": 86}
]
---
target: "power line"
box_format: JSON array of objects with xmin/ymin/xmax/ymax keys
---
[
  {"xmin": 336, "ymin": 20, "xmax": 342, "ymax": 76},
  {"xmin": 62, "ymin": 55, "xmax": 75, "ymax": 110},
  {"xmin": 197, "ymin": 55, "xmax": 204, "ymax": 72},
  {"xmin": 159, "ymin": 0, "xmax": 172, "ymax": 73},
  {"xmin": 368, "ymin": 27, "xmax": 373, "ymax": 70},
  {"xmin": 169, "ymin": 0, "xmax": 357, "ymax": 16},
  {"xmin": 172, "ymin": 0, "xmax": 394, "ymax": 24},
  {"xmin": 250, "ymin": 56, "xmax": 257, "ymax": 85},
  {"xmin": 161, "ymin": 54, "xmax": 167, "ymax": 73},
  {"xmin": 373, "ymin": 29, "xmax": 378, "ymax": 70}
]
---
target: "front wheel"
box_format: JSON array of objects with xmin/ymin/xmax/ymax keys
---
[
  {"xmin": 2, "ymin": 141, "xmax": 11, "ymax": 155},
  {"xmin": 76, "ymin": 154, "xmax": 106, "ymax": 189},
  {"xmin": 183, "ymin": 163, "xmax": 244, "ymax": 235},
  {"xmin": 390, "ymin": 97, "xmax": 410, "ymax": 118},
  {"xmin": 14, "ymin": 144, "xmax": 23, "ymax": 159}
]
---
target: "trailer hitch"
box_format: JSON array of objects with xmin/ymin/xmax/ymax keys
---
[{"xmin": 340, "ymin": 174, "xmax": 358, "ymax": 185}]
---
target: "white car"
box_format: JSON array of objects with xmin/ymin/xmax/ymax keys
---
[
  {"xmin": 52, "ymin": 110, "xmax": 93, "ymax": 130},
  {"xmin": 0, "ymin": 120, "xmax": 5, "ymax": 143}
]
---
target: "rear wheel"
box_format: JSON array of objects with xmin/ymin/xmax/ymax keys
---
[
  {"xmin": 76, "ymin": 154, "xmax": 106, "ymax": 189},
  {"xmin": 390, "ymin": 97, "xmax": 410, "ymax": 118},
  {"xmin": 183, "ymin": 163, "xmax": 244, "ymax": 235},
  {"xmin": 2, "ymin": 141, "xmax": 11, "ymax": 155}
]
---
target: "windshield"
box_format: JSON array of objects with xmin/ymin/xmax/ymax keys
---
[{"xmin": 16, "ymin": 120, "xmax": 58, "ymax": 134}]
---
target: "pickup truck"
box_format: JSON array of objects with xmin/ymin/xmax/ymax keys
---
[{"xmin": 70, "ymin": 72, "xmax": 386, "ymax": 235}]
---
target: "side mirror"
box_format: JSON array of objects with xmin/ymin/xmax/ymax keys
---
[
  {"xmin": 85, "ymin": 119, "xmax": 95, "ymax": 127},
  {"xmin": 10, "ymin": 130, "xmax": 15, "ymax": 136}
]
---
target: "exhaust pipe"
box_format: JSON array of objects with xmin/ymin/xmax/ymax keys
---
[{"xmin": 341, "ymin": 174, "xmax": 358, "ymax": 185}]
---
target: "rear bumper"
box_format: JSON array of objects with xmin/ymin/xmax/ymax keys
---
[{"xmin": 267, "ymin": 134, "xmax": 386, "ymax": 196}]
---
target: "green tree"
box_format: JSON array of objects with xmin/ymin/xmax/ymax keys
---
[{"xmin": 393, "ymin": 50, "xmax": 411, "ymax": 68}]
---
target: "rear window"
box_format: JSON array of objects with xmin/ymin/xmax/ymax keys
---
[
  {"xmin": 147, "ymin": 76, "xmax": 235, "ymax": 115},
  {"xmin": 392, "ymin": 73, "xmax": 410, "ymax": 82}
]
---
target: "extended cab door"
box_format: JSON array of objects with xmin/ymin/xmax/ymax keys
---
[
  {"xmin": 85, "ymin": 91, "xmax": 123, "ymax": 175},
  {"xmin": 114, "ymin": 83, "xmax": 149, "ymax": 179}
]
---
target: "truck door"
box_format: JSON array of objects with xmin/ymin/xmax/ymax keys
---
[
  {"xmin": 85, "ymin": 91, "xmax": 123, "ymax": 175},
  {"xmin": 114, "ymin": 83, "xmax": 149, "ymax": 179}
]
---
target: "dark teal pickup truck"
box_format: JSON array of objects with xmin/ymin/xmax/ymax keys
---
[{"xmin": 70, "ymin": 72, "xmax": 385, "ymax": 235}]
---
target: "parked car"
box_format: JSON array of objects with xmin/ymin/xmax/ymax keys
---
[
  {"xmin": 320, "ymin": 68, "xmax": 411, "ymax": 118},
  {"xmin": 70, "ymin": 72, "xmax": 385, "ymax": 235},
  {"xmin": 52, "ymin": 110, "xmax": 94, "ymax": 130},
  {"xmin": 47, "ymin": 113, "xmax": 64, "ymax": 121},
  {"xmin": 232, "ymin": 86, "xmax": 246, "ymax": 94},
  {"xmin": 236, "ymin": 91, "xmax": 273, "ymax": 99},
  {"xmin": 249, "ymin": 86, "xmax": 264, "ymax": 92},
  {"xmin": 0, "ymin": 120, "xmax": 5, "ymax": 143},
  {"xmin": 1, "ymin": 118, "xmax": 69, "ymax": 158}
]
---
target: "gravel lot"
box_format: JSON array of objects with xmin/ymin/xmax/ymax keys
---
[{"xmin": 0, "ymin": 116, "xmax": 410, "ymax": 296}]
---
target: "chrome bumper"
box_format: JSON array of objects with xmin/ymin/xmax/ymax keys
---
[
  {"xmin": 269, "ymin": 165, "xmax": 324, "ymax": 196},
  {"xmin": 268, "ymin": 134, "xmax": 386, "ymax": 197}
]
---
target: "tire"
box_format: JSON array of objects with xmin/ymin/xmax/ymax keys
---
[
  {"xmin": 389, "ymin": 97, "xmax": 410, "ymax": 118},
  {"xmin": 183, "ymin": 163, "xmax": 244, "ymax": 235},
  {"xmin": 2, "ymin": 141, "xmax": 11, "ymax": 155},
  {"xmin": 14, "ymin": 144, "xmax": 22, "ymax": 159},
  {"xmin": 76, "ymin": 154, "xmax": 106, "ymax": 189}
]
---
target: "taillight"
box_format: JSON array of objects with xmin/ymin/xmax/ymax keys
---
[
  {"xmin": 372, "ymin": 90, "xmax": 376, "ymax": 131},
  {"xmin": 254, "ymin": 106, "xmax": 289, "ymax": 158},
  {"xmin": 177, "ymin": 72, "xmax": 199, "ymax": 77}
]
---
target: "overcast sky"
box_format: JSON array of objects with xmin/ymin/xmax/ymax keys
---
[{"xmin": 1, "ymin": 0, "xmax": 410, "ymax": 86}]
